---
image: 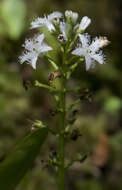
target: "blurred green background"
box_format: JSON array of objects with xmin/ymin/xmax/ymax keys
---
[{"xmin": 0, "ymin": 0, "xmax": 121, "ymax": 189}]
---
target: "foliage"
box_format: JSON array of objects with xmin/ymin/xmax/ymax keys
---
[
  {"xmin": 0, "ymin": 0, "xmax": 26, "ymax": 39},
  {"xmin": 0, "ymin": 127, "xmax": 48, "ymax": 190}
]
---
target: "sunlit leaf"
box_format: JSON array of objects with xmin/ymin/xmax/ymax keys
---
[
  {"xmin": 0, "ymin": 0, "xmax": 26, "ymax": 39},
  {"xmin": 0, "ymin": 127, "xmax": 48, "ymax": 190}
]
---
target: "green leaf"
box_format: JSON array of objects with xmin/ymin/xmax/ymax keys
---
[
  {"xmin": 0, "ymin": 127, "xmax": 48, "ymax": 190},
  {"xmin": 104, "ymin": 96, "xmax": 122, "ymax": 113},
  {"xmin": 0, "ymin": 0, "xmax": 26, "ymax": 39}
]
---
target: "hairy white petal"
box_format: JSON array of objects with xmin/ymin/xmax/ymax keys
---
[
  {"xmin": 79, "ymin": 34, "xmax": 90, "ymax": 48},
  {"xmin": 40, "ymin": 43, "xmax": 53, "ymax": 53},
  {"xmin": 48, "ymin": 11, "xmax": 63, "ymax": 21},
  {"xmin": 30, "ymin": 11, "xmax": 63, "ymax": 31},
  {"xmin": 19, "ymin": 51, "xmax": 38, "ymax": 69},
  {"xmin": 36, "ymin": 34, "xmax": 45, "ymax": 43},
  {"xmin": 19, "ymin": 53, "xmax": 28, "ymax": 64},
  {"xmin": 89, "ymin": 37, "xmax": 100, "ymax": 52},
  {"xmin": 90, "ymin": 51, "xmax": 104, "ymax": 64},
  {"xmin": 31, "ymin": 56, "xmax": 38, "ymax": 69},
  {"xmin": 85, "ymin": 55, "xmax": 95, "ymax": 70},
  {"xmin": 30, "ymin": 16, "xmax": 55, "ymax": 31},
  {"xmin": 30, "ymin": 17, "xmax": 46, "ymax": 29},
  {"xmin": 89, "ymin": 36, "xmax": 110, "ymax": 52},
  {"xmin": 60, "ymin": 22, "xmax": 68, "ymax": 41},
  {"xmin": 79, "ymin": 16, "xmax": 91, "ymax": 31},
  {"xmin": 72, "ymin": 48, "xmax": 86, "ymax": 56},
  {"xmin": 46, "ymin": 20, "xmax": 55, "ymax": 31},
  {"xmin": 22, "ymin": 39, "xmax": 34, "ymax": 51}
]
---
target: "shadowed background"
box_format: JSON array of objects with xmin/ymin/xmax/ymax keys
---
[{"xmin": 0, "ymin": 0, "xmax": 121, "ymax": 189}]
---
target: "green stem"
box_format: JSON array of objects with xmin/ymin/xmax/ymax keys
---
[
  {"xmin": 58, "ymin": 76, "xmax": 66, "ymax": 190},
  {"xmin": 57, "ymin": 52, "xmax": 66, "ymax": 190},
  {"xmin": 35, "ymin": 80, "xmax": 57, "ymax": 92},
  {"xmin": 67, "ymin": 33, "xmax": 78, "ymax": 52}
]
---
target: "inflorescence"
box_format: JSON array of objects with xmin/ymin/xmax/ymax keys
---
[{"xmin": 19, "ymin": 10, "xmax": 110, "ymax": 70}]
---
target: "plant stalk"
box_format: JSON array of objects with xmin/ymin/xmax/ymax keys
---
[{"xmin": 57, "ymin": 65, "xmax": 66, "ymax": 190}]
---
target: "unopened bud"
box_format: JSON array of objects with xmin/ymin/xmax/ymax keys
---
[
  {"xmin": 99, "ymin": 37, "xmax": 110, "ymax": 48},
  {"xmin": 65, "ymin": 10, "xmax": 78, "ymax": 23},
  {"xmin": 79, "ymin": 16, "xmax": 91, "ymax": 31}
]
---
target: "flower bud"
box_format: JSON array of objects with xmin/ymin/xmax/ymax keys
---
[
  {"xmin": 65, "ymin": 10, "xmax": 78, "ymax": 23},
  {"xmin": 99, "ymin": 37, "xmax": 110, "ymax": 48},
  {"xmin": 79, "ymin": 16, "xmax": 91, "ymax": 31}
]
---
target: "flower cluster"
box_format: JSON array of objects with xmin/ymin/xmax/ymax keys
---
[
  {"xmin": 19, "ymin": 34, "xmax": 52, "ymax": 69},
  {"xmin": 72, "ymin": 34, "xmax": 109, "ymax": 70},
  {"xmin": 19, "ymin": 10, "xmax": 109, "ymax": 70}
]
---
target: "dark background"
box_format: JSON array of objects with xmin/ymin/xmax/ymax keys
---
[{"xmin": 0, "ymin": 0, "xmax": 121, "ymax": 189}]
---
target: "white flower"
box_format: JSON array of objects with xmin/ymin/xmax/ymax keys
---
[
  {"xmin": 72, "ymin": 34, "xmax": 109, "ymax": 70},
  {"xmin": 65, "ymin": 10, "xmax": 78, "ymax": 23},
  {"xmin": 30, "ymin": 11, "xmax": 63, "ymax": 32},
  {"xmin": 19, "ymin": 34, "xmax": 52, "ymax": 69},
  {"xmin": 48, "ymin": 11, "xmax": 63, "ymax": 21},
  {"xmin": 31, "ymin": 17, "xmax": 55, "ymax": 31},
  {"xmin": 59, "ymin": 21, "xmax": 68, "ymax": 42},
  {"xmin": 89, "ymin": 36, "xmax": 110, "ymax": 51},
  {"xmin": 78, "ymin": 16, "xmax": 91, "ymax": 31}
]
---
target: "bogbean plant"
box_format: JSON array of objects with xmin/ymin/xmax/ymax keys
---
[{"xmin": 19, "ymin": 10, "xmax": 109, "ymax": 190}]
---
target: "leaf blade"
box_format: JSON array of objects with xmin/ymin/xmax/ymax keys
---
[{"xmin": 0, "ymin": 127, "xmax": 48, "ymax": 190}]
